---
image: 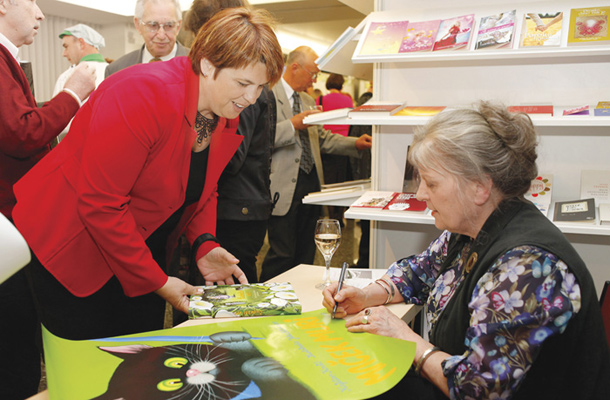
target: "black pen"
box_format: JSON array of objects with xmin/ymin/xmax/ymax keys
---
[{"xmin": 332, "ymin": 262, "xmax": 349, "ymax": 319}]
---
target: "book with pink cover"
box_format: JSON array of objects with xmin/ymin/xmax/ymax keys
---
[
  {"xmin": 399, "ymin": 20, "xmax": 441, "ymax": 53},
  {"xmin": 475, "ymin": 10, "xmax": 517, "ymax": 49},
  {"xmin": 358, "ymin": 20, "xmax": 410, "ymax": 56},
  {"xmin": 433, "ymin": 14, "xmax": 475, "ymax": 51}
]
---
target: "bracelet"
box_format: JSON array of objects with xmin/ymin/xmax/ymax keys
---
[
  {"xmin": 414, "ymin": 346, "xmax": 441, "ymax": 376},
  {"xmin": 379, "ymin": 276, "xmax": 395, "ymax": 301},
  {"xmin": 373, "ymin": 279, "xmax": 391, "ymax": 304}
]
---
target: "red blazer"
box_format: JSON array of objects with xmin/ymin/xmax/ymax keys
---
[
  {"xmin": 13, "ymin": 57, "xmax": 242, "ymax": 297},
  {"xmin": 0, "ymin": 43, "xmax": 78, "ymax": 218}
]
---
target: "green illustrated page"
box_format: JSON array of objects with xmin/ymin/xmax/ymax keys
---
[
  {"xmin": 189, "ymin": 282, "xmax": 302, "ymax": 318},
  {"xmin": 43, "ymin": 309, "xmax": 415, "ymax": 399}
]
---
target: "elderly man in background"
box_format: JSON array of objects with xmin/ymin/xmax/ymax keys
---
[
  {"xmin": 261, "ymin": 46, "xmax": 372, "ymax": 281},
  {"xmin": 53, "ymin": 23, "xmax": 107, "ymax": 141},
  {"xmin": 105, "ymin": 0, "xmax": 186, "ymax": 77},
  {"xmin": 0, "ymin": 0, "xmax": 95, "ymax": 398}
]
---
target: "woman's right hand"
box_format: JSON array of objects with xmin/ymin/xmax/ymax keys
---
[
  {"xmin": 154, "ymin": 276, "xmax": 201, "ymax": 314},
  {"xmin": 322, "ymin": 282, "xmax": 367, "ymax": 318}
]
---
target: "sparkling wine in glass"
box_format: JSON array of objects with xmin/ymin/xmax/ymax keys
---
[{"xmin": 314, "ymin": 218, "xmax": 341, "ymax": 290}]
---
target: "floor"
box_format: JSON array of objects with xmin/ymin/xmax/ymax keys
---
[{"xmin": 37, "ymin": 216, "xmax": 363, "ymax": 394}]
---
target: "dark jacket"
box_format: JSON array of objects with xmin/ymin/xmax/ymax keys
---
[{"xmin": 431, "ymin": 199, "xmax": 610, "ymax": 399}]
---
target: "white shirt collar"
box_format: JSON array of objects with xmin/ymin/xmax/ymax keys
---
[
  {"xmin": 0, "ymin": 32, "xmax": 20, "ymax": 62},
  {"xmin": 142, "ymin": 43, "xmax": 178, "ymax": 63},
  {"xmin": 281, "ymin": 77, "xmax": 296, "ymax": 106}
]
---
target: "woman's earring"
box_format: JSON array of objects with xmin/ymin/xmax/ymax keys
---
[{"xmin": 203, "ymin": 72, "xmax": 208, "ymax": 77}]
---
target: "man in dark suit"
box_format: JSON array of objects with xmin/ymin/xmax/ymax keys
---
[
  {"xmin": 105, "ymin": 0, "xmax": 188, "ymax": 77},
  {"xmin": 0, "ymin": 1, "xmax": 95, "ymax": 398}
]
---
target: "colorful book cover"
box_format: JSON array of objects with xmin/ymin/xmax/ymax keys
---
[
  {"xmin": 475, "ymin": 10, "xmax": 517, "ymax": 49},
  {"xmin": 507, "ymin": 105, "xmax": 554, "ymax": 115},
  {"xmin": 351, "ymin": 191, "xmax": 396, "ymax": 208},
  {"xmin": 358, "ymin": 20, "xmax": 410, "ymax": 56},
  {"xmin": 568, "ymin": 6, "xmax": 610, "ymax": 44},
  {"xmin": 392, "ymin": 106, "xmax": 446, "ymax": 116},
  {"xmin": 520, "ymin": 12, "xmax": 564, "ymax": 47},
  {"xmin": 594, "ymin": 101, "xmax": 610, "ymax": 116},
  {"xmin": 524, "ymin": 174, "xmax": 553, "ymax": 216},
  {"xmin": 562, "ymin": 105, "xmax": 590, "ymax": 116},
  {"xmin": 189, "ymin": 282, "xmax": 301, "ymax": 319},
  {"xmin": 348, "ymin": 101, "xmax": 407, "ymax": 118},
  {"xmin": 432, "ymin": 14, "xmax": 475, "ymax": 51},
  {"xmin": 383, "ymin": 193, "xmax": 427, "ymax": 212},
  {"xmin": 42, "ymin": 309, "xmax": 416, "ymax": 399},
  {"xmin": 398, "ymin": 19, "xmax": 441, "ymax": 53}
]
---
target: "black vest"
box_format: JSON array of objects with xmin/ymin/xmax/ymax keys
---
[{"xmin": 429, "ymin": 199, "xmax": 610, "ymax": 399}]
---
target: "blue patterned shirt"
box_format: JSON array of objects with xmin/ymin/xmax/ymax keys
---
[{"xmin": 387, "ymin": 230, "xmax": 581, "ymax": 400}]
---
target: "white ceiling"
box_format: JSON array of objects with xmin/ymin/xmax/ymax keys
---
[{"xmin": 36, "ymin": 0, "xmax": 370, "ymax": 49}]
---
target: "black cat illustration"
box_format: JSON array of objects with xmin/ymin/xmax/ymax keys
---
[{"xmin": 90, "ymin": 331, "xmax": 316, "ymax": 400}]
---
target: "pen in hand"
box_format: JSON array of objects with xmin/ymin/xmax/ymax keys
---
[{"xmin": 332, "ymin": 262, "xmax": 349, "ymax": 319}]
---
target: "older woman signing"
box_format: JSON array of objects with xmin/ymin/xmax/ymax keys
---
[
  {"xmin": 323, "ymin": 102, "xmax": 610, "ymax": 399},
  {"xmin": 13, "ymin": 8, "xmax": 283, "ymax": 340}
]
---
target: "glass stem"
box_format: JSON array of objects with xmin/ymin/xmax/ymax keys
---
[{"xmin": 324, "ymin": 257, "xmax": 332, "ymax": 285}]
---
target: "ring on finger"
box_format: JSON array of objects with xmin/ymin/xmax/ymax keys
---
[
  {"xmin": 361, "ymin": 315, "xmax": 369, "ymax": 324},
  {"xmin": 364, "ymin": 308, "xmax": 371, "ymax": 316}
]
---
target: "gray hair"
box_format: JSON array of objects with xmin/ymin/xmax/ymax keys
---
[
  {"xmin": 135, "ymin": 0, "xmax": 182, "ymax": 21},
  {"xmin": 409, "ymin": 101, "xmax": 538, "ymax": 200},
  {"xmin": 286, "ymin": 46, "xmax": 316, "ymax": 65}
]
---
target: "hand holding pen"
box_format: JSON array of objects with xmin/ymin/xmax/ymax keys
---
[{"xmin": 331, "ymin": 262, "xmax": 349, "ymax": 318}]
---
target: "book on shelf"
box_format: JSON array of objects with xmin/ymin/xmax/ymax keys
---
[
  {"xmin": 188, "ymin": 282, "xmax": 302, "ymax": 319},
  {"xmin": 351, "ymin": 191, "xmax": 396, "ymax": 208},
  {"xmin": 350, "ymin": 191, "xmax": 427, "ymax": 212},
  {"xmin": 600, "ymin": 203, "xmax": 610, "ymax": 225},
  {"xmin": 432, "ymin": 14, "xmax": 475, "ymax": 51},
  {"xmin": 348, "ymin": 101, "xmax": 407, "ymax": 118},
  {"xmin": 580, "ymin": 170, "xmax": 610, "ymax": 204},
  {"xmin": 304, "ymin": 179, "xmax": 371, "ymax": 203},
  {"xmin": 553, "ymin": 198, "xmax": 596, "ymax": 224},
  {"xmin": 392, "ymin": 106, "xmax": 447, "ymax": 117},
  {"xmin": 520, "ymin": 12, "xmax": 564, "ymax": 47},
  {"xmin": 475, "ymin": 10, "xmax": 517, "ymax": 50},
  {"xmin": 562, "ymin": 105, "xmax": 590, "ymax": 116},
  {"xmin": 568, "ymin": 6, "xmax": 610, "ymax": 45},
  {"xmin": 594, "ymin": 101, "xmax": 610, "ymax": 116},
  {"xmin": 356, "ymin": 20, "xmax": 410, "ymax": 56},
  {"xmin": 507, "ymin": 105, "xmax": 554, "ymax": 116},
  {"xmin": 303, "ymin": 107, "xmax": 350, "ymax": 124},
  {"xmin": 524, "ymin": 174, "xmax": 553, "ymax": 216},
  {"xmin": 398, "ymin": 19, "xmax": 441, "ymax": 53},
  {"xmin": 316, "ymin": 26, "xmax": 357, "ymax": 66}
]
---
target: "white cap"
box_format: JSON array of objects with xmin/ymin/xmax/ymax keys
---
[{"xmin": 59, "ymin": 23, "xmax": 105, "ymax": 49}]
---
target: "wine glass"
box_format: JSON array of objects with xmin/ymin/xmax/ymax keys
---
[{"xmin": 314, "ymin": 218, "xmax": 342, "ymax": 290}]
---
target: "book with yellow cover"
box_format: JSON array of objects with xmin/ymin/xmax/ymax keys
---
[
  {"xmin": 520, "ymin": 12, "xmax": 564, "ymax": 47},
  {"xmin": 392, "ymin": 106, "xmax": 446, "ymax": 116},
  {"xmin": 568, "ymin": 6, "xmax": 610, "ymax": 44}
]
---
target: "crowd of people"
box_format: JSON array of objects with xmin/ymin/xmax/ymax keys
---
[{"xmin": 0, "ymin": 0, "xmax": 608, "ymax": 399}]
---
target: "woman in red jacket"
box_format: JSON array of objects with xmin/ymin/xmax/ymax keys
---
[{"xmin": 12, "ymin": 8, "xmax": 283, "ymax": 340}]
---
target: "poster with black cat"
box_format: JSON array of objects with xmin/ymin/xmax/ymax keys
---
[{"xmin": 42, "ymin": 309, "xmax": 415, "ymax": 399}]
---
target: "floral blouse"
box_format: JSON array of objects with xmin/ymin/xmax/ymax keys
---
[{"xmin": 387, "ymin": 230, "xmax": 582, "ymax": 400}]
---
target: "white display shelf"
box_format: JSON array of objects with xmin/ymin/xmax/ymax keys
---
[
  {"xmin": 351, "ymin": 46, "xmax": 610, "ymax": 64},
  {"xmin": 345, "ymin": 206, "xmax": 610, "ymax": 236},
  {"xmin": 304, "ymin": 114, "xmax": 610, "ymax": 128}
]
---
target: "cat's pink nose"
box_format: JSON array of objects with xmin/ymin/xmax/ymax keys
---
[{"xmin": 186, "ymin": 369, "xmax": 201, "ymax": 377}]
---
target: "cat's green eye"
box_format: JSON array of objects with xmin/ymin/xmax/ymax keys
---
[
  {"xmin": 164, "ymin": 357, "xmax": 187, "ymax": 368},
  {"xmin": 157, "ymin": 378, "xmax": 183, "ymax": 392}
]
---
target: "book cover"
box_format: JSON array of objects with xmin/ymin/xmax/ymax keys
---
[
  {"xmin": 524, "ymin": 174, "xmax": 553, "ymax": 216},
  {"xmin": 562, "ymin": 105, "xmax": 590, "ymax": 116},
  {"xmin": 357, "ymin": 20, "xmax": 410, "ymax": 56},
  {"xmin": 392, "ymin": 106, "xmax": 446, "ymax": 116},
  {"xmin": 398, "ymin": 19, "xmax": 441, "ymax": 53},
  {"xmin": 433, "ymin": 14, "xmax": 475, "ymax": 51},
  {"xmin": 507, "ymin": 105, "xmax": 554, "ymax": 115},
  {"xmin": 553, "ymin": 198, "xmax": 596, "ymax": 224},
  {"xmin": 594, "ymin": 101, "xmax": 610, "ymax": 116},
  {"xmin": 41, "ymin": 309, "xmax": 415, "ymax": 400},
  {"xmin": 383, "ymin": 193, "xmax": 427, "ymax": 212},
  {"xmin": 580, "ymin": 170, "xmax": 610, "ymax": 204},
  {"xmin": 188, "ymin": 282, "xmax": 301, "ymax": 319},
  {"xmin": 475, "ymin": 10, "xmax": 517, "ymax": 49},
  {"xmin": 520, "ymin": 12, "xmax": 564, "ymax": 47},
  {"xmin": 351, "ymin": 191, "xmax": 396, "ymax": 208},
  {"xmin": 568, "ymin": 6, "xmax": 610, "ymax": 45},
  {"xmin": 348, "ymin": 101, "xmax": 407, "ymax": 118}
]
